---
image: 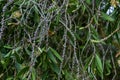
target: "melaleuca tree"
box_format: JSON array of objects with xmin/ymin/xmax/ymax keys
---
[{"xmin": 0, "ymin": 0, "xmax": 120, "ymax": 80}]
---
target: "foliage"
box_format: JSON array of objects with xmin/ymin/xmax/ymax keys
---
[{"xmin": 0, "ymin": 0, "xmax": 120, "ymax": 80}]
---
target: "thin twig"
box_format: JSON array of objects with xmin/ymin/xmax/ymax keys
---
[{"xmin": 91, "ymin": 27, "xmax": 120, "ymax": 43}]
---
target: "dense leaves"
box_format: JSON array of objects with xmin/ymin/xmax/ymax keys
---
[{"xmin": 0, "ymin": 0, "xmax": 120, "ymax": 80}]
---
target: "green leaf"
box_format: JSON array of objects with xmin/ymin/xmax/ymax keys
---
[
  {"xmin": 50, "ymin": 63, "xmax": 60, "ymax": 74},
  {"xmin": 14, "ymin": 52, "xmax": 23, "ymax": 63},
  {"xmin": 101, "ymin": 12, "xmax": 114, "ymax": 22},
  {"xmin": 55, "ymin": 13, "xmax": 61, "ymax": 25},
  {"xmin": 49, "ymin": 47, "xmax": 63, "ymax": 62},
  {"xmin": 24, "ymin": 48, "xmax": 31, "ymax": 55},
  {"xmin": 14, "ymin": 46, "xmax": 21, "ymax": 52},
  {"xmin": 47, "ymin": 6, "xmax": 57, "ymax": 13},
  {"xmin": 42, "ymin": 71, "xmax": 48, "ymax": 80},
  {"xmin": 6, "ymin": 77, "xmax": 13, "ymax": 80},
  {"xmin": 1, "ymin": 60, "xmax": 6, "ymax": 69},
  {"xmin": 38, "ymin": 47, "xmax": 43, "ymax": 53},
  {"xmin": 86, "ymin": 0, "xmax": 91, "ymax": 4},
  {"xmin": 84, "ymin": 55, "xmax": 92, "ymax": 70},
  {"xmin": 4, "ymin": 51, "xmax": 11, "ymax": 58},
  {"xmin": 90, "ymin": 25, "xmax": 100, "ymax": 40},
  {"xmin": 14, "ymin": 0, "xmax": 24, "ymax": 5},
  {"xmin": 4, "ymin": 45, "xmax": 12, "ymax": 49},
  {"xmin": 95, "ymin": 54, "xmax": 103, "ymax": 79},
  {"xmin": 93, "ymin": 15, "xmax": 98, "ymax": 25},
  {"xmin": 32, "ymin": 68, "xmax": 36, "ymax": 80},
  {"xmin": 115, "ymin": 32, "xmax": 120, "ymax": 44},
  {"xmin": 0, "ymin": 0, "xmax": 3, "ymax": 1},
  {"xmin": 105, "ymin": 60, "xmax": 112, "ymax": 75},
  {"xmin": 67, "ymin": 0, "xmax": 80, "ymax": 13},
  {"xmin": 15, "ymin": 62, "xmax": 22, "ymax": 71},
  {"xmin": 47, "ymin": 50, "xmax": 57, "ymax": 63},
  {"xmin": 17, "ymin": 66, "xmax": 29, "ymax": 77},
  {"xmin": 33, "ymin": 5, "xmax": 40, "ymax": 23}
]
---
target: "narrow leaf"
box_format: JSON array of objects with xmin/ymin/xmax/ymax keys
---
[
  {"xmin": 101, "ymin": 12, "xmax": 114, "ymax": 22},
  {"xmin": 4, "ymin": 45, "xmax": 12, "ymax": 49},
  {"xmin": 95, "ymin": 54, "xmax": 103, "ymax": 79},
  {"xmin": 32, "ymin": 68, "xmax": 36, "ymax": 80},
  {"xmin": 47, "ymin": 50, "xmax": 57, "ymax": 63},
  {"xmin": 50, "ymin": 63, "xmax": 60, "ymax": 74},
  {"xmin": 17, "ymin": 66, "xmax": 29, "ymax": 77},
  {"xmin": 49, "ymin": 47, "xmax": 63, "ymax": 62}
]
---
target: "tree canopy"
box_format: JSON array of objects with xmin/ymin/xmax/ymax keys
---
[{"xmin": 0, "ymin": 0, "xmax": 120, "ymax": 80}]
